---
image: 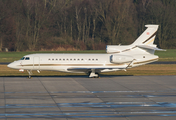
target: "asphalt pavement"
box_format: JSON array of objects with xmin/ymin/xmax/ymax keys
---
[{"xmin": 0, "ymin": 76, "xmax": 176, "ymax": 119}]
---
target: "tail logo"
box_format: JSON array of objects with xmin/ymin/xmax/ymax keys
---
[
  {"xmin": 147, "ymin": 32, "xmax": 150, "ymax": 35},
  {"xmin": 143, "ymin": 32, "xmax": 156, "ymax": 44}
]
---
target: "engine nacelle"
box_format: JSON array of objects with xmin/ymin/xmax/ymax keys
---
[
  {"xmin": 110, "ymin": 55, "xmax": 133, "ymax": 64},
  {"xmin": 106, "ymin": 45, "xmax": 131, "ymax": 53},
  {"xmin": 106, "ymin": 45, "xmax": 120, "ymax": 53}
]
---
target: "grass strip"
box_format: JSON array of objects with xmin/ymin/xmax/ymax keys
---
[
  {"xmin": 1, "ymin": 49, "xmax": 176, "ymax": 62},
  {"xmin": 1, "ymin": 64, "xmax": 176, "ymax": 77}
]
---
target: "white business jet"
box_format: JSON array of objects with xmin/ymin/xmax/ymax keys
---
[{"xmin": 8, "ymin": 25, "xmax": 165, "ymax": 78}]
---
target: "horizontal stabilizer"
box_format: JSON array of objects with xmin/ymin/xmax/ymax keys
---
[{"xmin": 136, "ymin": 45, "xmax": 166, "ymax": 51}]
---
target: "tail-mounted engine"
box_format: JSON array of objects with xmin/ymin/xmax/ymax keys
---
[{"xmin": 110, "ymin": 55, "xmax": 133, "ymax": 64}]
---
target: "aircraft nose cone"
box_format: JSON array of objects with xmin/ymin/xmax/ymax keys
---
[
  {"xmin": 7, "ymin": 63, "xmax": 12, "ymax": 68},
  {"xmin": 7, "ymin": 63, "xmax": 14, "ymax": 69}
]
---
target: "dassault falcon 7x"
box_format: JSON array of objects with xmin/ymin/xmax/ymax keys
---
[{"xmin": 8, "ymin": 25, "xmax": 165, "ymax": 78}]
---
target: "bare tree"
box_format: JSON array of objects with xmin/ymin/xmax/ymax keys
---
[
  {"xmin": 15, "ymin": 13, "xmax": 24, "ymax": 51},
  {"xmin": 75, "ymin": 1, "xmax": 83, "ymax": 41},
  {"xmin": 97, "ymin": 0, "xmax": 133, "ymax": 44},
  {"xmin": 22, "ymin": 0, "xmax": 57, "ymax": 51},
  {"xmin": 146, "ymin": 0, "xmax": 176, "ymax": 48},
  {"xmin": 0, "ymin": 0, "xmax": 6, "ymax": 51}
]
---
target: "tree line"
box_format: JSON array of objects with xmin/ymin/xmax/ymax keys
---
[{"xmin": 0, "ymin": 0, "xmax": 176, "ymax": 52}]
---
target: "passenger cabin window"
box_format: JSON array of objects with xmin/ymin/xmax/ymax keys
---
[
  {"xmin": 46, "ymin": 58, "xmax": 98, "ymax": 61},
  {"xmin": 25, "ymin": 57, "xmax": 30, "ymax": 60}
]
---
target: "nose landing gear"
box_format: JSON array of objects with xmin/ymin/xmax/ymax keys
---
[{"xmin": 27, "ymin": 70, "xmax": 33, "ymax": 79}]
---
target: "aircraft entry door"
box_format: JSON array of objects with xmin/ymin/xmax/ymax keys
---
[{"xmin": 33, "ymin": 56, "xmax": 40, "ymax": 69}]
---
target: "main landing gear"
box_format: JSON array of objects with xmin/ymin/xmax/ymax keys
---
[{"xmin": 88, "ymin": 69, "xmax": 100, "ymax": 78}]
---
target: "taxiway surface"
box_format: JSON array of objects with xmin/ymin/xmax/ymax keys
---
[{"xmin": 1, "ymin": 76, "xmax": 176, "ymax": 119}]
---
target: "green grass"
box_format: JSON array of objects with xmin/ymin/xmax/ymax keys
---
[
  {"xmin": 155, "ymin": 49, "xmax": 176, "ymax": 61},
  {"xmin": 0, "ymin": 49, "xmax": 175, "ymax": 62},
  {"xmin": 1, "ymin": 64, "xmax": 176, "ymax": 76}
]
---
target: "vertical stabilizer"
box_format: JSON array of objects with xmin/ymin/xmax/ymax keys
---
[
  {"xmin": 132, "ymin": 25, "xmax": 159, "ymax": 46},
  {"xmin": 106, "ymin": 24, "xmax": 163, "ymax": 54}
]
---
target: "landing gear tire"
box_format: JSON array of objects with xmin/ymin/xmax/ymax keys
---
[
  {"xmin": 94, "ymin": 72, "xmax": 100, "ymax": 78},
  {"xmin": 28, "ymin": 75, "xmax": 32, "ymax": 79},
  {"xmin": 88, "ymin": 71, "xmax": 91, "ymax": 77}
]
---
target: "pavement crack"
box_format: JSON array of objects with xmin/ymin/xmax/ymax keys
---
[{"xmin": 37, "ymin": 77, "xmax": 68, "ymax": 120}]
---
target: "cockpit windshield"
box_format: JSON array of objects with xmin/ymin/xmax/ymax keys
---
[
  {"xmin": 25, "ymin": 57, "xmax": 30, "ymax": 60},
  {"xmin": 20, "ymin": 57, "xmax": 30, "ymax": 60},
  {"xmin": 20, "ymin": 57, "xmax": 25, "ymax": 60}
]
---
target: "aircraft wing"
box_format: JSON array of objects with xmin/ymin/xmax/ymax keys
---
[
  {"xmin": 67, "ymin": 59, "xmax": 135, "ymax": 73},
  {"xmin": 136, "ymin": 45, "xmax": 166, "ymax": 51},
  {"xmin": 67, "ymin": 67, "xmax": 127, "ymax": 73}
]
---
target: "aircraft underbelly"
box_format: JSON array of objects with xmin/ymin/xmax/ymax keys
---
[{"xmin": 33, "ymin": 63, "xmax": 126, "ymax": 73}]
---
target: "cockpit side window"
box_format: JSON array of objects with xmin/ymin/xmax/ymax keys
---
[
  {"xmin": 25, "ymin": 57, "xmax": 30, "ymax": 60},
  {"xmin": 20, "ymin": 57, "xmax": 25, "ymax": 60}
]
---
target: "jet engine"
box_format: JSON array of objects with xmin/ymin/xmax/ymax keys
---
[
  {"xmin": 110, "ymin": 55, "xmax": 133, "ymax": 64},
  {"xmin": 106, "ymin": 45, "xmax": 120, "ymax": 53}
]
